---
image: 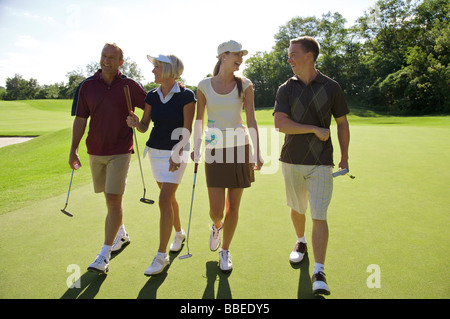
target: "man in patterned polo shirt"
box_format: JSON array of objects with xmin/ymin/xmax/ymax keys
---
[{"xmin": 273, "ymin": 36, "xmax": 350, "ymax": 296}]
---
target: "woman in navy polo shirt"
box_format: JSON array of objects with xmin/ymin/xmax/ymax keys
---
[{"xmin": 126, "ymin": 54, "xmax": 196, "ymax": 276}]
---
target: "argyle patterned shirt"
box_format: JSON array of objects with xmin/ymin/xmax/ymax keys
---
[{"xmin": 273, "ymin": 71, "xmax": 349, "ymax": 166}]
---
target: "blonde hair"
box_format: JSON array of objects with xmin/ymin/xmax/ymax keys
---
[{"xmin": 154, "ymin": 55, "xmax": 184, "ymax": 80}]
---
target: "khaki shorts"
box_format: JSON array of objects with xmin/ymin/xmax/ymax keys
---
[
  {"xmin": 281, "ymin": 163, "xmax": 333, "ymax": 220},
  {"xmin": 89, "ymin": 153, "xmax": 131, "ymax": 194}
]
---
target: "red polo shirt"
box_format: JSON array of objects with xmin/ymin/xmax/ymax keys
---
[{"xmin": 73, "ymin": 70, "xmax": 147, "ymax": 156}]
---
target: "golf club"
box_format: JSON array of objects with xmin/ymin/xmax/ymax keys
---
[
  {"xmin": 179, "ymin": 162, "xmax": 199, "ymax": 260},
  {"xmin": 123, "ymin": 85, "xmax": 154, "ymax": 205},
  {"xmin": 60, "ymin": 169, "xmax": 74, "ymax": 217},
  {"xmin": 332, "ymin": 168, "xmax": 356, "ymax": 179}
]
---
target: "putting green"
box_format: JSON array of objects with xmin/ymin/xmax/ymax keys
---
[{"xmin": 1, "ymin": 120, "xmax": 449, "ymax": 299}]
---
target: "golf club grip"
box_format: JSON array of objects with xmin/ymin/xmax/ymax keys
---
[
  {"xmin": 123, "ymin": 85, "xmax": 133, "ymax": 115},
  {"xmin": 194, "ymin": 162, "xmax": 198, "ymax": 173}
]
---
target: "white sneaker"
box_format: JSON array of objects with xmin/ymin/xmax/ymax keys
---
[
  {"xmin": 209, "ymin": 223, "xmax": 222, "ymax": 251},
  {"xmin": 289, "ymin": 241, "xmax": 307, "ymax": 264},
  {"xmin": 312, "ymin": 271, "xmax": 331, "ymax": 295},
  {"xmin": 219, "ymin": 249, "xmax": 233, "ymax": 273},
  {"xmin": 144, "ymin": 253, "xmax": 170, "ymax": 276},
  {"xmin": 170, "ymin": 229, "xmax": 186, "ymax": 252},
  {"xmin": 111, "ymin": 232, "xmax": 130, "ymax": 253},
  {"xmin": 87, "ymin": 254, "xmax": 109, "ymax": 274}
]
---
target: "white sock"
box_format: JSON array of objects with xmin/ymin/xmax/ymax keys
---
[
  {"xmin": 314, "ymin": 262, "xmax": 325, "ymax": 274},
  {"xmin": 99, "ymin": 245, "xmax": 112, "ymax": 259},
  {"xmin": 157, "ymin": 251, "xmax": 167, "ymax": 258},
  {"xmin": 297, "ymin": 235, "xmax": 307, "ymax": 244}
]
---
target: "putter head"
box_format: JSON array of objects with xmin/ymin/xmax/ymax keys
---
[
  {"xmin": 140, "ymin": 198, "xmax": 155, "ymax": 204},
  {"xmin": 60, "ymin": 209, "xmax": 73, "ymax": 217},
  {"xmin": 179, "ymin": 253, "xmax": 192, "ymax": 260}
]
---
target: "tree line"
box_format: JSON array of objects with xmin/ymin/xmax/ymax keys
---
[
  {"xmin": 1, "ymin": 0, "xmax": 448, "ymax": 115},
  {"xmin": 0, "ymin": 56, "xmax": 196, "ymax": 102},
  {"xmin": 0, "ymin": 58, "xmax": 154, "ymax": 101},
  {"xmin": 244, "ymin": 0, "xmax": 449, "ymax": 115}
]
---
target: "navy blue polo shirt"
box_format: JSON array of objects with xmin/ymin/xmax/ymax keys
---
[{"xmin": 145, "ymin": 87, "xmax": 196, "ymax": 151}]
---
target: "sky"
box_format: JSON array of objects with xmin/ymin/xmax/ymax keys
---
[{"xmin": 0, "ymin": 0, "xmax": 377, "ymax": 88}]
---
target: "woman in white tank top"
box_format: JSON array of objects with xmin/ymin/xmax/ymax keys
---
[{"xmin": 192, "ymin": 40, "xmax": 263, "ymax": 273}]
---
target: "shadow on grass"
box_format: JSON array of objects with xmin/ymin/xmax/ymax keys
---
[
  {"xmin": 60, "ymin": 246, "xmax": 129, "ymax": 299},
  {"xmin": 137, "ymin": 250, "xmax": 181, "ymax": 299},
  {"xmin": 60, "ymin": 271, "xmax": 107, "ymax": 299},
  {"xmin": 290, "ymin": 253, "xmax": 324, "ymax": 299},
  {"xmin": 202, "ymin": 261, "xmax": 232, "ymax": 299}
]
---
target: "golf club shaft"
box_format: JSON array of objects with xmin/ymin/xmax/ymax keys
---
[
  {"xmin": 123, "ymin": 85, "xmax": 133, "ymax": 114},
  {"xmin": 185, "ymin": 163, "xmax": 198, "ymax": 253},
  {"xmin": 60, "ymin": 169, "xmax": 75, "ymax": 217},
  {"xmin": 65, "ymin": 169, "xmax": 74, "ymax": 205},
  {"xmin": 133, "ymin": 126, "xmax": 146, "ymax": 190},
  {"xmin": 124, "ymin": 85, "xmax": 154, "ymax": 204}
]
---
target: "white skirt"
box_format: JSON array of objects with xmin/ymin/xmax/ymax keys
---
[{"xmin": 144, "ymin": 146, "xmax": 190, "ymax": 184}]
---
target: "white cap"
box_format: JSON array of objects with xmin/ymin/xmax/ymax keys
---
[
  {"xmin": 217, "ymin": 40, "xmax": 248, "ymax": 57},
  {"xmin": 147, "ymin": 54, "xmax": 172, "ymax": 65}
]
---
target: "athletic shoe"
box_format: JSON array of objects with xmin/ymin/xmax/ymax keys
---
[
  {"xmin": 87, "ymin": 254, "xmax": 109, "ymax": 274},
  {"xmin": 144, "ymin": 254, "xmax": 170, "ymax": 276},
  {"xmin": 111, "ymin": 232, "xmax": 130, "ymax": 253},
  {"xmin": 312, "ymin": 271, "xmax": 331, "ymax": 295},
  {"xmin": 170, "ymin": 229, "xmax": 186, "ymax": 252},
  {"xmin": 219, "ymin": 249, "xmax": 233, "ymax": 273},
  {"xmin": 209, "ymin": 223, "xmax": 222, "ymax": 251},
  {"xmin": 289, "ymin": 241, "xmax": 307, "ymax": 264}
]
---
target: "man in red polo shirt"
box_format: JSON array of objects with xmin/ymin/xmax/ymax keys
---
[{"xmin": 69, "ymin": 43, "xmax": 147, "ymax": 274}]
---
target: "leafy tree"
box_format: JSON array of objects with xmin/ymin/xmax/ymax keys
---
[
  {"xmin": 245, "ymin": 12, "xmax": 351, "ymax": 107},
  {"xmin": 62, "ymin": 57, "xmax": 145, "ymax": 99},
  {"xmin": 4, "ymin": 74, "xmax": 39, "ymax": 100},
  {"xmin": 35, "ymin": 83, "xmax": 62, "ymax": 99},
  {"xmin": 358, "ymin": 0, "xmax": 449, "ymax": 113},
  {"xmin": 244, "ymin": 50, "xmax": 290, "ymax": 107},
  {"xmin": 84, "ymin": 56, "xmax": 144, "ymax": 83},
  {"xmin": 0, "ymin": 87, "xmax": 6, "ymax": 100},
  {"xmin": 245, "ymin": 0, "xmax": 449, "ymax": 114},
  {"xmin": 58, "ymin": 68, "xmax": 85, "ymax": 99}
]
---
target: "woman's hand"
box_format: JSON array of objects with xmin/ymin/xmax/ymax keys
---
[
  {"xmin": 254, "ymin": 155, "xmax": 264, "ymax": 170},
  {"xmin": 169, "ymin": 156, "xmax": 180, "ymax": 172}
]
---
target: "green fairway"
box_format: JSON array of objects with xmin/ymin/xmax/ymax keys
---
[
  {"xmin": 0, "ymin": 100, "xmax": 74, "ymax": 135},
  {"xmin": 0, "ymin": 100, "xmax": 449, "ymax": 299}
]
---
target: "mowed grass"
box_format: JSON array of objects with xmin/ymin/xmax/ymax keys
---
[{"xmin": 0, "ymin": 100, "xmax": 449, "ymax": 299}]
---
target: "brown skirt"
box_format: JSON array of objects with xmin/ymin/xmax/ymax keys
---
[{"xmin": 205, "ymin": 144, "xmax": 255, "ymax": 188}]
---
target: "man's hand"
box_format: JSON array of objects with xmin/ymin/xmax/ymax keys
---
[
  {"xmin": 338, "ymin": 159, "xmax": 349, "ymax": 171},
  {"xmin": 69, "ymin": 152, "xmax": 81, "ymax": 170},
  {"xmin": 314, "ymin": 127, "xmax": 330, "ymax": 141},
  {"xmin": 126, "ymin": 111, "xmax": 139, "ymax": 127}
]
